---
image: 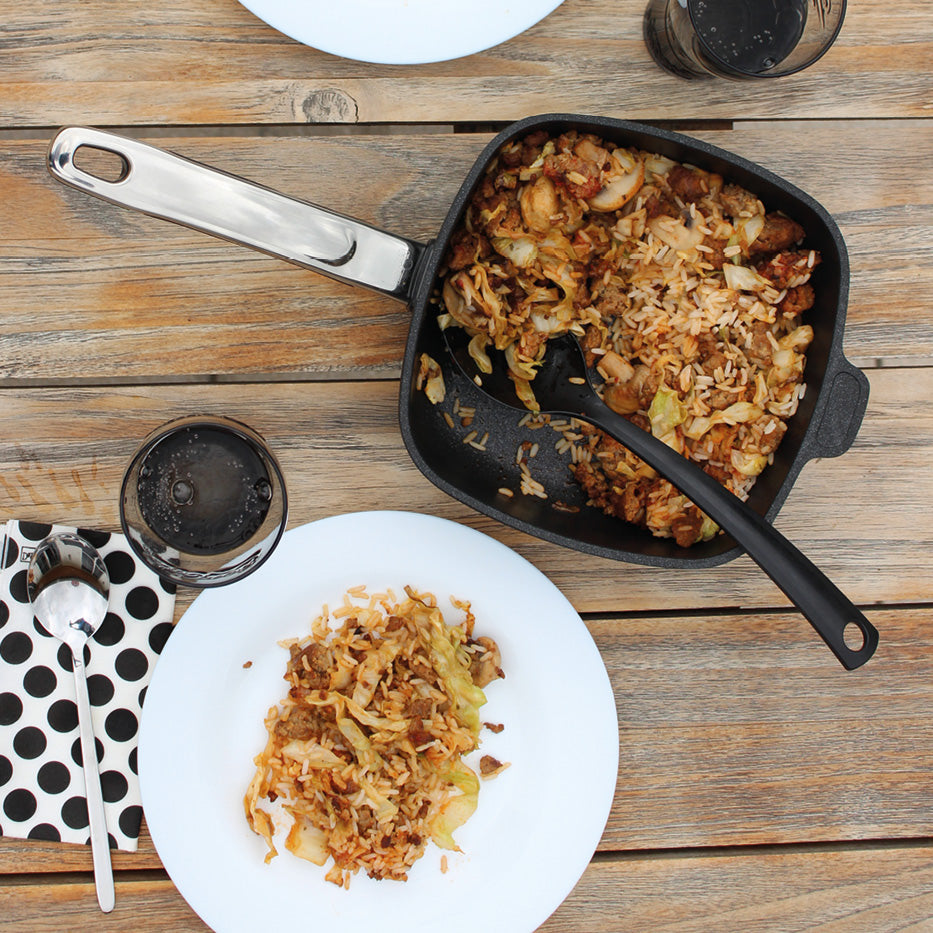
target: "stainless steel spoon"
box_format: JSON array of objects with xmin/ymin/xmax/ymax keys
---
[
  {"xmin": 445, "ymin": 328, "xmax": 879, "ymax": 671},
  {"xmin": 27, "ymin": 533, "xmax": 115, "ymax": 913}
]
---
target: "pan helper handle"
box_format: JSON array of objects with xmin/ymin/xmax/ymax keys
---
[{"xmin": 47, "ymin": 127, "xmax": 420, "ymax": 299}]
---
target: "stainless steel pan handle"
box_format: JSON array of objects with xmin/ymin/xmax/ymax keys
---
[{"xmin": 47, "ymin": 127, "xmax": 421, "ymax": 300}]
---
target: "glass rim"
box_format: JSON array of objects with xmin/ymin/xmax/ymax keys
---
[
  {"xmin": 688, "ymin": 0, "xmax": 847, "ymax": 78},
  {"xmin": 119, "ymin": 414, "xmax": 288, "ymax": 588}
]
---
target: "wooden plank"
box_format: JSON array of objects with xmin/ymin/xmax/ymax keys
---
[
  {"xmin": 0, "ymin": 1, "xmax": 930, "ymax": 125},
  {"xmin": 0, "ymin": 823, "xmax": 162, "ymax": 875},
  {"xmin": 1, "ymin": 121, "xmax": 931, "ymax": 382},
  {"xmin": 542, "ymin": 844, "xmax": 933, "ymax": 932},
  {"xmin": 3, "ymin": 843, "xmax": 933, "ymax": 931},
  {"xmin": 1, "ymin": 604, "xmax": 930, "ymax": 867},
  {"xmin": 595, "ymin": 607, "xmax": 933, "ymax": 850},
  {"xmin": 0, "ymin": 877, "xmax": 209, "ymax": 932},
  {"xmin": 0, "ymin": 367, "xmax": 929, "ymax": 613}
]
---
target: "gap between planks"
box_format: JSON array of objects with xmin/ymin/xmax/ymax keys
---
[{"xmin": 6, "ymin": 835, "xmax": 933, "ymax": 885}]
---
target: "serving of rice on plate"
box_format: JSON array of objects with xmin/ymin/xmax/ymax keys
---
[
  {"xmin": 436, "ymin": 128, "xmax": 820, "ymax": 547},
  {"xmin": 245, "ymin": 584, "xmax": 506, "ymax": 888},
  {"xmin": 138, "ymin": 512, "xmax": 618, "ymax": 933}
]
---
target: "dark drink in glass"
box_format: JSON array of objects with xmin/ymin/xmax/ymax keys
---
[
  {"xmin": 120, "ymin": 416, "xmax": 287, "ymax": 587},
  {"xmin": 644, "ymin": 0, "xmax": 845, "ymax": 80}
]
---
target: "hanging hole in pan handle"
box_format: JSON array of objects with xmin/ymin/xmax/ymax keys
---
[
  {"xmin": 835, "ymin": 612, "xmax": 878, "ymax": 670},
  {"xmin": 72, "ymin": 144, "xmax": 130, "ymax": 184},
  {"xmin": 843, "ymin": 620, "xmax": 867, "ymax": 653},
  {"xmin": 47, "ymin": 126, "xmax": 420, "ymax": 298}
]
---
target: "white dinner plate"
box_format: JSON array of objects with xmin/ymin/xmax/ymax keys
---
[
  {"xmin": 139, "ymin": 511, "xmax": 618, "ymax": 933},
  {"xmin": 237, "ymin": 0, "xmax": 565, "ymax": 64}
]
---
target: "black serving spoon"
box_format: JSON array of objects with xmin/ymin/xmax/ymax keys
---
[{"xmin": 445, "ymin": 327, "xmax": 878, "ymax": 671}]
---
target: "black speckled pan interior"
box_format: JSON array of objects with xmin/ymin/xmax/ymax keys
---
[{"xmin": 398, "ymin": 114, "xmax": 869, "ymax": 568}]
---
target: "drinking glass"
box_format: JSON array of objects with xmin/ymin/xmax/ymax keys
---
[
  {"xmin": 644, "ymin": 0, "xmax": 846, "ymax": 79},
  {"xmin": 119, "ymin": 415, "xmax": 287, "ymax": 588}
]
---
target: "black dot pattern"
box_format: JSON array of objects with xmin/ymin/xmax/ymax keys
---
[
  {"xmin": 37, "ymin": 761, "xmax": 71, "ymax": 795},
  {"xmin": 0, "ymin": 693, "xmax": 23, "ymax": 726},
  {"xmin": 13, "ymin": 727, "xmax": 47, "ymax": 760},
  {"xmin": 0, "ymin": 521, "xmax": 175, "ymax": 852},
  {"xmin": 23, "ymin": 665, "xmax": 57, "ymax": 698}
]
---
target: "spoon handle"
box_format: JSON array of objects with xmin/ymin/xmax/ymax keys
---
[
  {"xmin": 582, "ymin": 398, "xmax": 878, "ymax": 670},
  {"xmin": 72, "ymin": 650, "xmax": 115, "ymax": 912}
]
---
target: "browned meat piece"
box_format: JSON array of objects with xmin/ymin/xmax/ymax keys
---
[
  {"xmin": 517, "ymin": 327, "xmax": 547, "ymax": 362},
  {"xmin": 572, "ymin": 458, "xmax": 638, "ymax": 527},
  {"xmin": 409, "ymin": 657, "xmax": 437, "ymax": 684},
  {"xmin": 470, "ymin": 177, "xmax": 523, "ymax": 237},
  {"xmin": 695, "ymin": 334, "xmax": 729, "ymax": 376},
  {"xmin": 591, "ymin": 430, "xmax": 632, "ymax": 474},
  {"xmin": 274, "ymin": 705, "xmax": 328, "ymax": 741},
  {"xmin": 778, "ymin": 283, "xmax": 815, "ymax": 316},
  {"xmin": 667, "ymin": 164, "xmax": 712, "ymax": 203},
  {"xmin": 480, "ymin": 755, "xmax": 504, "ymax": 776},
  {"xmin": 702, "ymin": 237, "xmax": 729, "ymax": 270},
  {"xmin": 572, "ymin": 278, "xmax": 592, "ymax": 310},
  {"xmin": 408, "ymin": 697, "xmax": 433, "ymax": 720},
  {"xmin": 745, "ymin": 320, "xmax": 775, "ymax": 367},
  {"xmin": 756, "ymin": 250, "xmax": 820, "ymax": 290},
  {"xmin": 445, "ymin": 230, "xmax": 491, "ymax": 271},
  {"xmin": 719, "ymin": 183, "xmax": 760, "ymax": 218},
  {"xmin": 629, "ymin": 412, "xmax": 651, "ymax": 433},
  {"xmin": 484, "ymin": 722, "xmax": 505, "ymax": 734},
  {"xmin": 706, "ymin": 385, "xmax": 749, "ymax": 409},
  {"xmin": 521, "ymin": 129, "xmax": 550, "ymax": 165},
  {"xmin": 592, "ymin": 282, "xmax": 629, "ymax": 318},
  {"xmin": 622, "ymin": 481, "xmax": 648, "ymax": 525},
  {"xmin": 644, "ymin": 192, "xmax": 680, "ymax": 220},
  {"xmin": 580, "ymin": 323, "xmax": 605, "ymax": 367},
  {"xmin": 760, "ymin": 419, "xmax": 787, "ymax": 455},
  {"xmin": 468, "ymin": 636, "xmax": 504, "ymax": 688},
  {"xmin": 703, "ymin": 461, "xmax": 733, "ymax": 484},
  {"xmin": 671, "ymin": 506, "xmax": 705, "ymax": 548},
  {"xmin": 543, "ymin": 153, "xmax": 602, "ymax": 200},
  {"xmin": 749, "ymin": 213, "xmax": 805, "ymax": 255},
  {"xmin": 408, "ymin": 727, "xmax": 434, "ymax": 748},
  {"xmin": 288, "ymin": 641, "xmax": 332, "ymax": 688},
  {"xmin": 499, "ymin": 144, "xmax": 524, "ymax": 169}
]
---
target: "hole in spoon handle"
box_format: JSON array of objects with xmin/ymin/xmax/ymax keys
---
[{"xmin": 833, "ymin": 614, "xmax": 879, "ymax": 671}]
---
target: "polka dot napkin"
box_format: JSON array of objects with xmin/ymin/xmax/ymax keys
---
[{"xmin": 0, "ymin": 520, "xmax": 176, "ymax": 852}]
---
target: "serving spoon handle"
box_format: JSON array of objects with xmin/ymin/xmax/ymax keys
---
[
  {"xmin": 446, "ymin": 328, "xmax": 877, "ymax": 670},
  {"xmin": 576, "ymin": 391, "xmax": 878, "ymax": 670}
]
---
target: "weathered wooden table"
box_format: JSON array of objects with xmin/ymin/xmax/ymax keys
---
[{"xmin": 1, "ymin": 0, "xmax": 932, "ymax": 928}]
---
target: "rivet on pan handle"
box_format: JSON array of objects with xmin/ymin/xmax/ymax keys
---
[{"xmin": 47, "ymin": 127, "xmax": 422, "ymax": 300}]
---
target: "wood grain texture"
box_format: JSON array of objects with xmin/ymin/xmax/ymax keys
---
[
  {"xmin": 1, "ymin": 604, "xmax": 929, "ymax": 866},
  {"xmin": 2, "ymin": 0, "xmax": 931, "ymax": 926},
  {"xmin": 542, "ymin": 844, "xmax": 933, "ymax": 932},
  {"xmin": 0, "ymin": 823, "xmax": 162, "ymax": 875},
  {"xmin": 3, "ymin": 844, "xmax": 933, "ymax": 932},
  {"xmin": 1, "ymin": 121, "xmax": 930, "ymax": 382},
  {"xmin": 0, "ymin": 368, "xmax": 928, "ymax": 613},
  {"xmin": 0, "ymin": 1, "xmax": 930, "ymax": 125},
  {"xmin": 596, "ymin": 607, "xmax": 933, "ymax": 850},
  {"xmin": 0, "ymin": 878, "xmax": 209, "ymax": 932}
]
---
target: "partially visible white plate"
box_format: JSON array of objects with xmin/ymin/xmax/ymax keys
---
[
  {"xmin": 139, "ymin": 511, "xmax": 618, "ymax": 933},
  {"xmin": 237, "ymin": 0, "xmax": 565, "ymax": 64}
]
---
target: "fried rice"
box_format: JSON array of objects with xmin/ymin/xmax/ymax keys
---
[
  {"xmin": 438, "ymin": 129, "xmax": 819, "ymax": 546},
  {"xmin": 244, "ymin": 585, "xmax": 504, "ymax": 888}
]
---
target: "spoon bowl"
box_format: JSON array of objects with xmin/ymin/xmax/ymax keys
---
[
  {"xmin": 444, "ymin": 326, "xmax": 879, "ymax": 671},
  {"xmin": 27, "ymin": 533, "xmax": 115, "ymax": 913}
]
